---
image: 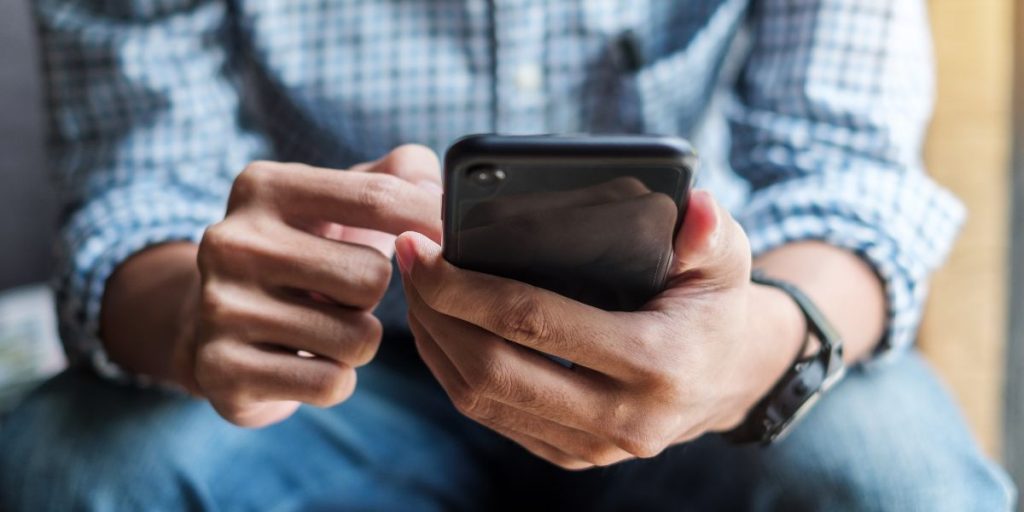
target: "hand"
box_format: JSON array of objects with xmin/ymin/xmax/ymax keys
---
[
  {"xmin": 396, "ymin": 190, "xmax": 805, "ymax": 469},
  {"xmin": 181, "ymin": 145, "xmax": 443, "ymax": 427}
]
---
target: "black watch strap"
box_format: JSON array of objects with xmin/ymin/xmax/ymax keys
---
[{"xmin": 722, "ymin": 271, "xmax": 846, "ymax": 445}]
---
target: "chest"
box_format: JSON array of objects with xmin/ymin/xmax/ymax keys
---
[{"xmin": 232, "ymin": 0, "xmax": 746, "ymax": 162}]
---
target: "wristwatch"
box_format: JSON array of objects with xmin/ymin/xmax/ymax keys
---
[{"xmin": 722, "ymin": 270, "xmax": 847, "ymax": 445}]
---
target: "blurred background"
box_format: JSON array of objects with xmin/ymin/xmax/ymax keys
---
[
  {"xmin": 0, "ymin": 1, "xmax": 52, "ymax": 291},
  {"xmin": 918, "ymin": 0, "xmax": 1022, "ymax": 505},
  {"xmin": 0, "ymin": 0, "xmax": 62, "ymax": 412},
  {"xmin": 0, "ymin": 0, "xmax": 1021, "ymax": 506}
]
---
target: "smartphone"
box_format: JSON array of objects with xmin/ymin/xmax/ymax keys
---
[{"xmin": 442, "ymin": 134, "xmax": 697, "ymax": 312}]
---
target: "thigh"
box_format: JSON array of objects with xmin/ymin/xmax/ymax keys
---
[
  {"xmin": 0, "ymin": 360, "xmax": 502, "ymax": 512},
  {"xmin": 572, "ymin": 351, "xmax": 1016, "ymax": 511}
]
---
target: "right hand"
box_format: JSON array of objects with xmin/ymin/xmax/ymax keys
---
[{"xmin": 180, "ymin": 145, "xmax": 442, "ymax": 427}]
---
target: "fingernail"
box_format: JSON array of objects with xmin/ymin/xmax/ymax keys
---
[
  {"xmin": 690, "ymin": 190, "xmax": 721, "ymax": 247},
  {"xmin": 395, "ymin": 235, "xmax": 416, "ymax": 275},
  {"xmin": 416, "ymin": 180, "xmax": 443, "ymax": 196},
  {"xmin": 697, "ymin": 189, "xmax": 718, "ymax": 219}
]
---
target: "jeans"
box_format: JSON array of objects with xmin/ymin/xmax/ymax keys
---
[{"xmin": 0, "ymin": 347, "xmax": 1015, "ymax": 511}]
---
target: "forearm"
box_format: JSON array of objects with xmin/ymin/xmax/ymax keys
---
[
  {"xmin": 726, "ymin": 240, "xmax": 887, "ymax": 426},
  {"xmin": 100, "ymin": 242, "xmax": 200, "ymax": 384},
  {"xmin": 753, "ymin": 240, "xmax": 887, "ymax": 365}
]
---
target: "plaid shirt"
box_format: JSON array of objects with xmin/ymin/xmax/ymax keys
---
[{"xmin": 33, "ymin": 0, "xmax": 962, "ymax": 379}]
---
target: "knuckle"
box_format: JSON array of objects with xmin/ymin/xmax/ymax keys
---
[
  {"xmin": 231, "ymin": 162, "xmax": 276, "ymax": 203},
  {"xmin": 198, "ymin": 222, "xmax": 249, "ymax": 267},
  {"xmin": 349, "ymin": 314, "xmax": 383, "ymax": 366},
  {"xmin": 464, "ymin": 353, "xmax": 515, "ymax": 401},
  {"xmin": 583, "ymin": 445, "xmax": 627, "ymax": 467},
  {"xmin": 623, "ymin": 327, "xmax": 680, "ymax": 385},
  {"xmin": 211, "ymin": 399, "xmax": 286, "ymax": 428},
  {"xmin": 628, "ymin": 312, "xmax": 665, "ymax": 343},
  {"xmin": 417, "ymin": 278, "xmax": 455, "ymax": 312},
  {"xmin": 211, "ymin": 400, "xmax": 251, "ymax": 426},
  {"xmin": 350, "ymin": 253, "xmax": 393, "ymax": 300},
  {"xmin": 500, "ymin": 292, "xmax": 548, "ymax": 343},
  {"xmin": 196, "ymin": 282, "xmax": 222, "ymax": 320},
  {"xmin": 194, "ymin": 341, "xmax": 241, "ymax": 394},
  {"xmin": 610, "ymin": 425, "xmax": 670, "ymax": 459},
  {"xmin": 198, "ymin": 282, "xmax": 244, "ymax": 328},
  {"xmin": 194, "ymin": 340, "xmax": 230, "ymax": 374},
  {"xmin": 218, "ymin": 384, "xmax": 252, "ymax": 411},
  {"xmin": 198, "ymin": 282, "xmax": 226, "ymax": 318},
  {"xmin": 200, "ymin": 220, "xmax": 282, "ymax": 282},
  {"xmin": 357, "ymin": 175, "xmax": 402, "ymax": 213},
  {"xmin": 310, "ymin": 367, "xmax": 356, "ymax": 407},
  {"xmin": 550, "ymin": 457, "xmax": 594, "ymax": 472},
  {"xmin": 644, "ymin": 363, "xmax": 691, "ymax": 404},
  {"xmin": 450, "ymin": 385, "xmax": 490, "ymax": 421},
  {"xmin": 632, "ymin": 362, "xmax": 678, "ymax": 394},
  {"xmin": 197, "ymin": 224, "xmax": 228, "ymax": 270}
]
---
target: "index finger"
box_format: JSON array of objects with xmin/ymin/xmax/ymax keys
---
[
  {"xmin": 234, "ymin": 162, "xmax": 442, "ymax": 242},
  {"xmin": 350, "ymin": 144, "xmax": 443, "ymax": 186}
]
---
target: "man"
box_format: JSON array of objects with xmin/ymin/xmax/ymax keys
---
[{"xmin": 0, "ymin": 0, "xmax": 1014, "ymax": 510}]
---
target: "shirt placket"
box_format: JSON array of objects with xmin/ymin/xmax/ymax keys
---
[{"xmin": 492, "ymin": 0, "xmax": 547, "ymax": 133}]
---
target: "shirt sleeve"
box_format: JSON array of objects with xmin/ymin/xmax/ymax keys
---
[
  {"xmin": 33, "ymin": 0, "xmax": 271, "ymax": 381},
  {"xmin": 728, "ymin": 0, "xmax": 964, "ymax": 360}
]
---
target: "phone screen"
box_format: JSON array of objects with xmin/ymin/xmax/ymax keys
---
[{"xmin": 446, "ymin": 163, "xmax": 688, "ymax": 311}]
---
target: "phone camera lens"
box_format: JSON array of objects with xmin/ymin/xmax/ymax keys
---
[{"xmin": 468, "ymin": 166, "xmax": 506, "ymax": 187}]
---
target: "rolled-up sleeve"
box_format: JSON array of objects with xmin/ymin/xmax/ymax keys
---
[
  {"xmin": 729, "ymin": 0, "xmax": 964, "ymax": 359},
  {"xmin": 33, "ymin": 0, "xmax": 270, "ymax": 379}
]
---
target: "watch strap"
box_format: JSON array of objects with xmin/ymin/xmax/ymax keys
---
[{"xmin": 722, "ymin": 271, "xmax": 845, "ymax": 445}]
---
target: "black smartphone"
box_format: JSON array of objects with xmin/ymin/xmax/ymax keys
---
[{"xmin": 442, "ymin": 134, "xmax": 697, "ymax": 312}]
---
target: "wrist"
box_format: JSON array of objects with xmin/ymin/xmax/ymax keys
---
[
  {"xmin": 170, "ymin": 272, "xmax": 203, "ymax": 394},
  {"xmin": 735, "ymin": 281, "xmax": 808, "ymax": 414},
  {"xmin": 101, "ymin": 242, "xmax": 201, "ymax": 387}
]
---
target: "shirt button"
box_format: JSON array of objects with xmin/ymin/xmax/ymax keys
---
[{"xmin": 514, "ymin": 63, "xmax": 543, "ymax": 93}]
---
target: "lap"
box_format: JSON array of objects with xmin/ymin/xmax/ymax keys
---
[
  {"xmin": 577, "ymin": 351, "xmax": 1016, "ymax": 511},
  {"xmin": 2, "ymin": 349, "xmax": 1015, "ymax": 511},
  {"xmin": 0, "ymin": 359, "xmax": 501, "ymax": 512}
]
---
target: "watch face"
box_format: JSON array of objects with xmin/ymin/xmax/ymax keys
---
[
  {"xmin": 770, "ymin": 392, "xmax": 823, "ymax": 443},
  {"xmin": 823, "ymin": 363, "xmax": 847, "ymax": 391},
  {"xmin": 769, "ymin": 361, "xmax": 847, "ymax": 443}
]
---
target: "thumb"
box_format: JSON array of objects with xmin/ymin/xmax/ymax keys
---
[
  {"xmin": 394, "ymin": 230, "xmax": 446, "ymax": 292},
  {"xmin": 669, "ymin": 190, "xmax": 751, "ymax": 290}
]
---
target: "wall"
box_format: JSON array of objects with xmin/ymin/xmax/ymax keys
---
[
  {"xmin": 1006, "ymin": 0, "xmax": 1023, "ymax": 504},
  {"xmin": 920, "ymin": 0, "xmax": 1016, "ymax": 457},
  {"xmin": 0, "ymin": 0, "xmax": 55, "ymax": 291}
]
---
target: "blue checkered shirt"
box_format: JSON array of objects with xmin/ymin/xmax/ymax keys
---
[{"xmin": 33, "ymin": 0, "xmax": 963, "ymax": 378}]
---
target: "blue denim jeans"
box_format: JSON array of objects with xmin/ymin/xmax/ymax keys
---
[{"xmin": 0, "ymin": 349, "xmax": 1015, "ymax": 511}]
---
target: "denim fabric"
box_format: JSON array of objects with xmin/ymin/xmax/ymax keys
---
[{"xmin": 0, "ymin": 350, "xmax": 1014, "ymax": 511}]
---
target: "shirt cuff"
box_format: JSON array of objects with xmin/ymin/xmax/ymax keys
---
[
  {"xmin": 55, "ymin": 184, "xmax": 224, "ymax": 386},
  {"xmin": 735, "ymin": 167, "xmax": 965, "ymax": 363}
]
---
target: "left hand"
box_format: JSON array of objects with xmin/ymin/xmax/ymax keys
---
[{"xmin": 396, "ymin": 190, "xmax": 805, "ymax": 469}]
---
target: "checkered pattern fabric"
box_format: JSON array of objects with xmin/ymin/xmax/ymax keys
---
[{"xmin": 32, "ymin": 0, "xmax": 962, "ymax": 378}]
